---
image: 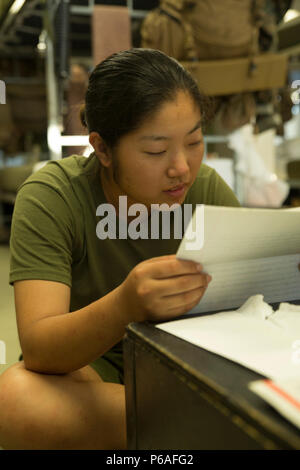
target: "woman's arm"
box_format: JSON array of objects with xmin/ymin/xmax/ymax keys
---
[
  {"xmin": 15, "ymin": 254, "xmax": 210, "ymax": 375},
  {"xmin": 15, "ymin": 279, "xmax": 130, "ymax": 374}
]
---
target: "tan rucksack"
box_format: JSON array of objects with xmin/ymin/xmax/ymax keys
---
[
  {"xmin": 140, "ymin": 0, "xmax": 198, "ymax": 61},
  {"xmin": 184, "ymin": 0, "xmax": 261, "ymax": 60},
  {"xmin": 141, "ymin": 0, "xmax": 268, "ymax": 61},
  {"xmin": 140, "ymin": 1, "xmax": 288, "ymax": 133}
]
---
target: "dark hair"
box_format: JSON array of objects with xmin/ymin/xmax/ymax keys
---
[{"xmin": 80, "ymin": 48, "xmax": 211, "ymax": 149}]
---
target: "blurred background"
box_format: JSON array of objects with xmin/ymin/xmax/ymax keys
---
[{"xmin": 0, "ymin": 0, "xmax": 300, "ymax": 373}]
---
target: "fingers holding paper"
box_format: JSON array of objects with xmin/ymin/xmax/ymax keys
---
[{"xmin": 119, "ymin": 254, "xmax": 212, "ymax": 323}]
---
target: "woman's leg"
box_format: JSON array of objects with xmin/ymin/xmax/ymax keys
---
[{"xmin": 0, "ymin": 361, "xmax": 126, "ymax": 450}]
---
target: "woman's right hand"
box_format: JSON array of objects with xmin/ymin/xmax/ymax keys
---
[{"xmin": 119, "ymin": 254, "xmax": 212, "ymax": 323}]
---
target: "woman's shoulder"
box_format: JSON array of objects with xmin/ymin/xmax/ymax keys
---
[
  {"xmin": 16, "ymin": 152, "xmax": 98, "ymax": 198},
  {"xmin": 23, "ymin": 153, "xmax": 96, "ymax": 185}
]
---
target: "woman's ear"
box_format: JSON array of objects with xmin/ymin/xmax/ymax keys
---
[{"xmin": 89, "ymin": 132, "xmax": 112, "ymax": 168}]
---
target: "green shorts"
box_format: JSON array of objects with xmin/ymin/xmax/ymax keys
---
[{"xmin": 89, "ymin": 350, "xmax": 124, "ymax": 384}]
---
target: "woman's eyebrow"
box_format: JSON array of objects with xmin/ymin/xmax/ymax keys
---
[
  {"xmin": 138, "ymin": 119, "xmax": 202, "ymax": 141},
  {"xmin": 187, "ymin": 119, "xmax": 202, "ymax": 135}
]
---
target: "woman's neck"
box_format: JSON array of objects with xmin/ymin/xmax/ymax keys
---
[{"xmin": 100, "ymin": 165, "xmax": 140, "ymax": 223}]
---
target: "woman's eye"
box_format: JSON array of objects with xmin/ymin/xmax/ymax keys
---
[
  {"xmin": 145, "ymin": 151, "xmax": 166, "ymax": 155},
  {"xmin": 188, "ymin": 141, "xmax": 202, "ymax": 147}
]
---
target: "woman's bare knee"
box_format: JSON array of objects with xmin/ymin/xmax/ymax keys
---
[
  {"xmin": 0, "ymin": 361, "xmax": 126, "ymax": 449},
  {"xmin": 0, "ymin": 362, "xmax": 36, "ymax": 449}
]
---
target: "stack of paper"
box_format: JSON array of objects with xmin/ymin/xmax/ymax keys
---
[
  {"xmin": 156, "ymin": 206, "xmax": 300, "ymax": 429},
  {"xmin": 156, "ymin": 295, "xmax": 300, "ymax": 380},
  {"xmin": 176, "ymin": 205, "xmax": 300, "ymax": 314}
]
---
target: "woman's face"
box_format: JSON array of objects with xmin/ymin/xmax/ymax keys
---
[{"xmin": 101, "ymin": 91, "xmax": 204, "ymax": 210}]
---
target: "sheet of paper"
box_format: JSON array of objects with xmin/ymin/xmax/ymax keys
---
[
  {"xmin": 177, "ymin": 205, "xmax": 300, "ymax": 265},
  {"xmin": 176, "ymin": 205, "xmax": 300, "ymax": 314},
  {"xmin": 187, "ymin": 254, "xmax": 300, "ymax": 314},
  {"xmin": 156, "ymin": 295, "xmax": 300, "ymax": 380}
]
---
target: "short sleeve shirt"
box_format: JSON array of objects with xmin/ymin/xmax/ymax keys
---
[{"xmin": 9, "ymin": 153, "xmax": 240, "ymax": 382}]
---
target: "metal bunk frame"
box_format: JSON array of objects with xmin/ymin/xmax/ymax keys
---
[
  {"xmin": 45, "ymin": 0, "xmax": 150, "ymax": 160},
  {"xmin": 2, "ymin": 1, "xmax": 298, "ymax": 202},
  {"xmin": 0, "ymin": 1, "xmax": 150, "ymax": 160},
  {"xmin": 0, "ymin": 0, "xmax": 245, "ymax": 200}
]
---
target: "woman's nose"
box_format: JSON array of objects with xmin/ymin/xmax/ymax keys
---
[{"xmin": 167, "ymin": 152, "xmax": 189, "ymax": 178}]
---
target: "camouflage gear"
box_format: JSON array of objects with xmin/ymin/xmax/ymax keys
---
[
  {"xmin": 141, "ymin": 1, "xmax": 287, "ymax": 60},
  {"xmin": 185, "ymin": 0, "xmax": 256, "ymax": 59},
  {"xmin": 140, "ymin": 0, "xmax": 197, "ymax": 60},
  {"xmin": 140, "ymin": 0, "xmax": 288, "ymax": 134}
]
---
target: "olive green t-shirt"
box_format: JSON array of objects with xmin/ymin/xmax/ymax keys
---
[{"xmin": 9, "ymin": 153, "xmax": 240, "ymax": 383}]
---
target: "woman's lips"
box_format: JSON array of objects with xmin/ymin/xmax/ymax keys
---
[{"xmin": 164, "ymin": 184, "xmax": 187, "ymax": 198}]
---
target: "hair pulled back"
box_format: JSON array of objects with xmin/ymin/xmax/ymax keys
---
[{"xmin": 80, "ymin": 48, "xmax": 210, "ymax": 149}]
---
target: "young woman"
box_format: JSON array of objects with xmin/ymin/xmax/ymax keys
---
[{"xmin": 0, "ymin": 48, "xmax": 240, "ymax": 450}]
